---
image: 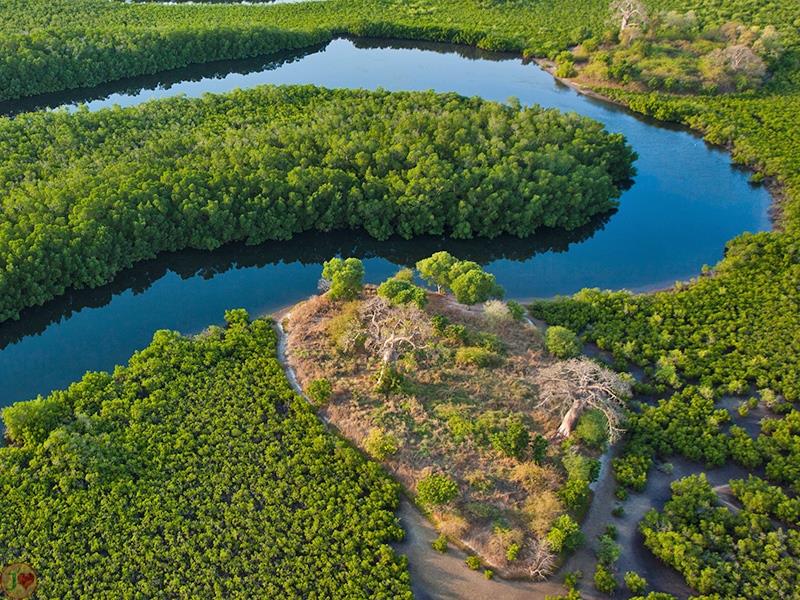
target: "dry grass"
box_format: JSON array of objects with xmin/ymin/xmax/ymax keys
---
[{"xmin": 283, "ymin": 288, "xmax": 575, "ymax": 578}]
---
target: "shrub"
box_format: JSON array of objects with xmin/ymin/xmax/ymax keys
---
[
  {"xmin": 624, "ymin": 571, "xmax": 648, "ymax": 594},
  {"xmin": 306, "ymin": 378, "xmax": 333, "ymax": 405},
  {"xmin": 594, "ymin": 563, "xmax": 618, "ymax": 594},
  {"xmin": 432, "ymin": 535, "xmax": 448, "ymax": 553},
  {"xmin": 506, "ymin": 542, "xmax": 521, "ymax": 561},
  {"xmin": 465, "ymin": 555, "xmax": 481, "ymax": 570},
  {"xmin": 507, "ymin": 300, "xmax": 526, "ymax": 321},
  {"xmin": 524, "ymin": 491, "xmax": 563, "ymax": 536},
  {"xmin": 490, "ymin": 417, "xmax": 530, "ymax": 459},
  {"xmin": 546, "ymin": 515, "xmax": 584, "ymax": 554},
  {"xmin": 483, "ymin": 569, "xmax": 494, "ymax": 580},
  {"xmin": 574, "ymin": 409, "xmax": 609, "ymax": 449},
  {"xmin": 484, "ymin": 299, "xmax": 513, "ymax": 327},
  {"xmin": 596, "ymin": 534, "xmax": 621, "ymax": 566},
  {"xmin": 455, "ymin": 347, "xmax": 502, "ymax": 368},
  {"xmin": 545, "ymin": 326, "xmax": 580, "ymax": 358},
  {"xmin": 363, "ymin": 428, "xmax": 400, "ymax": 460},
  {"xmin": 417, "ymin": 473, "xmax": 459, "ymax": 506},
  {"xmin": 322, "ymin": 257, "xmax": 365, "ymax": 300},
  {"xmin": 531, "ymin": 433, "xmax": 549, "ymax": 464},
  {"xmin": 377, "ymin": 277, "xmax": 428, "ymax": 308}
]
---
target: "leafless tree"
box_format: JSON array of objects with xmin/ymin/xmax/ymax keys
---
[
  {"xmin": 526, "ymin": 540, "xmax": 557, "ymax": 580},
  {"xmin": 723, "ymin": 44, "xmax": 766, "ymax": 77},
  {"xmin": 610, "ymin": 0, "xmax": 648, "ymax": 32},
  {"xmin": 534, "ymin": 358, "xmax": 631, "ymax": 442},
  {"xmin": 358, "ymin": 296, "xmax": 432, "ymax": 388}
]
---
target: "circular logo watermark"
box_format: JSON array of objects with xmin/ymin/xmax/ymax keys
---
[{"xmin": 1, "ymin": 563, "xmax": 37, "ymax": 599}]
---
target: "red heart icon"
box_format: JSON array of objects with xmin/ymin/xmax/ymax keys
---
[{"xmin": 17, "ymin": 572, "xmax": 35, "ymax": 589}]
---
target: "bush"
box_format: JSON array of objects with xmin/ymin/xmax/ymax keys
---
[
  {"xmin": 507, "ymin": 300, "xmax": 526, "ymax": 321},
  {"xmin": 431, "ymin": 535, "xmax": 448, "ymax": 553},
  {"xmin": 506, "ymin": 542, "xmax": 521, "ymax": 561},
  {"xmin": 574, "ymin": 409, "xmax": 609, "ymax": 449},
  {"xmin": 417, "ymin": 473, "xmax": 459, "ymax": 506},
  {"xmin": 490, "ymin": 417, "xmax": 530, "ymax": 459},
  {"xmin": 546, "ymin": 515, "xmax": 584, "ymax": 554},
  {"xmin": 364, "ymin": 428, "xmax": 400, "ymax": 460},
  {"xmin": 594, "ymin": 563, "xmax": 618, "ymax": 594},
  {"xmin": 455, "ymin": 347, "xmax": 502, "ymax": 368},
  {"xmin": 306, "ymin": 378, "xmax": 333, "ymax": 405},
  {"xmin": 465, "ymin": 555, "xmax": 481, "ymax": 570},
  {"xmin": 624, "ymin": 571, "xmax": 648, "ymax": 594},
  {"xmin": 484, "ymin": 299, "xmax": 513, "ymax": 327},
  {"xmin": 596, "ymin": 534, "xmax": 621, "ymax": 566},
  {"xmin": 545, "ymin": 326, "xmax": 580, "ymax": 358},
  {"xmin": 483, "ymin": 569, "xmax": 494, "ymax": 580},
  {"xmin": 377, "ymin": 277, "xmax": 428, "ymax": 308}
]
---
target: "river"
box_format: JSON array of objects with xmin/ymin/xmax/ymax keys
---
[{"xmin": 0, "ymin": 37, "xmax": 770, "ymax": 412}]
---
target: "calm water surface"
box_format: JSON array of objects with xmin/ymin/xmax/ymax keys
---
[{"xmin": 0, "ymin": 38, "xmax": 771, "ymax": 406}]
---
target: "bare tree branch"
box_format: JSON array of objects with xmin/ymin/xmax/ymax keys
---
[{"xmin": 534, "ymin": 358, "xmax": 631, "ymax": 442}]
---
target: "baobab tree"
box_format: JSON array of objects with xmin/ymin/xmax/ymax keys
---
[
  {"xmin": 534, "ymin": 358, "xmax": 631, "ymax": 442},
  {"xmin": 358, "ymin": 296, "xmax": 432, "ymax": 390},
  {"xmin": 610, "ymin": 0, "xmax": 648, "ymax": 32}
]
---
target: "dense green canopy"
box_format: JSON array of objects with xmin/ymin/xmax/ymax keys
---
[
  {"xmin": 0, "ymin": 86, "xmax": 634, "ymax": 322},
  {"xmin": 0, "ymin": 310, "xmax": 411, "ymax": 599}
]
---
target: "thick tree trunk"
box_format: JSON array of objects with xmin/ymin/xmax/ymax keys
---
[{"xmin": 557, "ymin": 400, "xmax": 585, "ymax": 438}]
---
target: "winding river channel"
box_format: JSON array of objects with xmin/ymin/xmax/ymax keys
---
[
  {"xmin": 0, "ymin": 37, "xmax": 771, "ymax": 407},
  {"xmin": 0, "ymin": 34, "xmax": 776, "ymax": 599}
]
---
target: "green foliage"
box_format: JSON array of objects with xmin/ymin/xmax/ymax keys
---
[
  {"xmin": 505, "ymin": 542, "xmax": 521, "ymax": 561},
  {"xmin": 455, "ymin": 346, "xmax": 502, "ymax": 368},
  {"xmin": 545, "ymin": 326, "xmax": 581, "ymax": 358},
  {"xmin": 611, "ymin": 387, "xmax": 729, "ymax": 490},
  {"xmin": 593, "ymin": 563, "xmax": 617, "ymax": 594},
  {"xmin": 377, "ymin": 276, "xmax": 428, "ymax": 308},
  {"xmin": 641, "ymin": 473, "xmax": 800, "ymax": 599},
  {"xmin": 595, "ymin": 534, "xmax": 621, "ymax": 566},
  {"xmin": 506, "ymin": 300, "xmax": 526, "ymax": 321},
  {"xmin": 465, "ymin": 555, "xmax": 481, "ymax": 570},
  {"xmin": 574, "ymin": 409, "xmax": 609, "ymax": 449},
  {"xmin": 323, "ymin": 257, "xmax": 365, "ymax": 301},
  {"xmin": 364, "ymin": 428, "xmax": 401, "ymax": 460},
  {"xmin": 431, "ymin": 534, "xmax": 449, "ymax": 553},
  {"xmin": 546, "ymin": 514, "xmax": 584, "ymax": 554},
  {"xmin": 624, "ymin": 571, "xmax": 648, "ymax": 594},
  {"xmin": 450, "ymin": 267, "xmax": 504, "ymax": 305},
  {"xmin": 417, "ymin": 473, "xmax": 459, "ymax": 506},
  {"xmin": 483, "ymin": 568, "xmax": 494, "ymax": 580},
  {"xmin": 2, "ymin": 393, "xmax": 74, "ymax": 446},
  {"xmin": 0, "ymin": 313, "xmax": 412, "ymax": 598},
  {"xmin": 416, "ymin": 251, "xmax": 458, "ymax": 292},
  {"xmin": 306, "ymin": 378, "xmax": 333, "ymax": 405},
  {"xmin": 560, "ymin": 453, "xmax": 601, "ymax": 510},
  {"xmin": 0, "ymin": 88, "xmax": 632, "ymax": 322},
  {"xmin": 489, "ymin": 417, "xmax": 530, "ymax": 458}
]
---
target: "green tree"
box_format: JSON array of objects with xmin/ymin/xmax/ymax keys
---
[
  {"xmin": 322, "ymin": 257, "xmax": 365, "ymax": 300},
  {"xmin": 451, "ymin": 268, "xmax": 504, "ymax": 305},
  {"xmin": 416, "ymin": 251, "xmax": 458, "ymax": 293},
  {"xmin": 545, "ymin": 326, "xmax": 580, "ymax": 358}
]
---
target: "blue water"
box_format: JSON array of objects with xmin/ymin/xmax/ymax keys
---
[{"xmin": 0, "ymin": 38, "xmax": 771, "ymax": 407}]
